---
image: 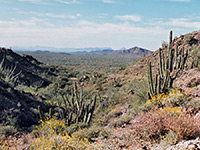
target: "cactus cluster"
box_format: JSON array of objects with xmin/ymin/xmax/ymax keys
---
[
  {"xmin": 148, "ymin": 31, "xmax": 188, "ymax": 99},
  {"xmin": 62, "ymin": 82, "xmax": 96, "ymax": 126}
]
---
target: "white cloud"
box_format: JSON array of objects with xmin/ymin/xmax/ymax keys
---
[
  {"xmin": 86, "ymin": 0, "xmax": 116, "ymax": 4},
  {"xmin": 0, "ymin": 19, "xmax": 168, "ymax": 50},
  {"xmin": 0, "ymin": 0, "xmax": 10, "ymax": 3},
  {"xmin": 115, "ymin": 15, "xmax": 141, "ymax": 22},
  {"xmin": 102, "ymin": 0, "xmax": 115, "ymax": 4},
  {"xmin": 45, "ymin": 13, "xmax": 81, "ymax": 19},
  {"xmin": 1, "ymin": 16, "xmax": 199, "ymax": 51},
  {"xmin": 0, "ymin": 17, "xmax": 52, "ymax": 27},
  {"xmin": 168, "ymin": 0, "xmax": 191, "ymax": 2},
  {"xmin": 55, "ymin": 0, "xmax": 80, "ymax": 4},
  {"xmin": 166, "ymin": 18, "xmax": 200, "ymax": 28},
  {"xmin": 13, "ymin": 9, "xmax": 81, "ymax": 19},
  {"xmin": 145, "ymin": 17, "xmax": 200, "ymax": 29},
  {"xmin": 17, "ymin": 0, "xmax": 51, "ymax": 5},
  {"xmin": 95, "ymin": 14, "xmax": 107, "ymax": 19}
]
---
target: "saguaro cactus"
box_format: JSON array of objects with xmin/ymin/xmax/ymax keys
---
[{"xmin": 148, "ymin": 31, "xmax": 188, "ymax": 99}]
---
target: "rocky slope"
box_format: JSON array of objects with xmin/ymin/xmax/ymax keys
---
[
  {"xmin": 98, "ymin": 30, "xmax": 200, "ymax": 149},
  {"xmin": 0, "ymin": 48, "xmax": 57, "ymax": 87},
  {"xmin": 111, "ymin": 30, "xmax": 200, "ymax": 97},
  {"xmin": 0, "ymin": 78, "xmax": 52, "ymax": 130},
  {"xmin": 0, "ymin": 48, "xmax": 61, "ymax": 130},
  {"xmin": 120, "ymin": 31, "xmax": 200, "ymax": 77}
]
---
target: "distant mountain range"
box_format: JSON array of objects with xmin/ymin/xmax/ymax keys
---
[
  {"xmin": 71, "ymin": 49, "xmax": 114, "ymax": 54},
  {"xmin": 71, "ymin": 46, "xmax": 152, "ymax": 57},
  {"xmin": 14, "ymin": 46, "xmax": 152, "ymax": 57},
  {"xmin": 13, "ymin": 46, "xmax": 113, "ymax": 53}
]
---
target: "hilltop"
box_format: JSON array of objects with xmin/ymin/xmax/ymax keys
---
[
  {"xmin": 111, "ymin": 46, "xmax": 152, "ymax": 56},
  {"xmin": 70, "ymin": 46, "xmax": 152, "ymax": 56}
]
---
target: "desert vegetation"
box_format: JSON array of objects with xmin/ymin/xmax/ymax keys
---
[{"xmin": 0, "ymin": 30, "xmax": 200, "ymax": 149}]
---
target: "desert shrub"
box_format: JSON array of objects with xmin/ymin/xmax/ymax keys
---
[
  {"xmin": 0, "ymin": 125, "xmax": 17, "ymax": 149},
  {"xmin": 161, "ymin": 40, "xmax": 168, "ymax": 48},
  {"xmin": 121, "ymin": 78, "xmax": 148, "ymax": 103},
  {"xmin": 0, "ymin": 133, "xmax": 32, "ymax": 150},
  {"xmin": 118, "ymin": 65, "xmax": 126, "ymax": 71},
  {"xmin": 161, "ymin": 130, "xmax": 178, "ymax": 146},
  {"xmin": 65, "ymin": 123, "xmax": 89, "ymax": 135},
  {"xmin": 36, "ymin": 118, "xmax": 66, "ymax": 136},
  {"xmin": 38, "ymin": 83, "xmax": 66, "ymax": 105},
  {"xmin": 73, "ymin": 125, "xmax": 111, "ymax": 141},
  {"xmin": 31, "ymin": 129, "xmax": 40, "ymax": 138},
  {"xmin": 117, "ymin": 78, "xmax": 148, "ymax": 114},
  {"xmin": 80, "ymin": 87, "xmax": 95, "ymax": 100},
  {"xmin": 159, "ymin": 106, "xmax": 183, "ymax": 116},
  {"xmin": 38, "ymin": 83, "xmax": 58, "ymax": 100},
  {"xmin": 186, "ymin": 97, "xmax": 200, "ymax": 111},
  {"xmin": 31, "ymin": 134, "xmax": 94, "ymax": 150},
  {"xmin": 185, "ymin": 35, "xmax": 193, "ymax": 43},
  {"xmin": 145, "ymin": 89, "xmax": 189, "ymax": 109},
  {"xmin": 191, "ymin": 47, "xmax": 200, "ymax": 68},
  {"xmin": 107, "ymin": 78, "xmax": 122, "ymax": 87},
  {"xmin": 101, "ymin": 106, "xmax": 124, "ymax": 125},
  {"xmin": 110, "ymin": 115, "xmax": 132, "ymax": 127},
  {"xmin": 131, "ymin": 110, "xmax": 200, "ymax": 144},
  {"xmin": 89, "ymin": 74, "xmax": 107, "ymax": 85},
  {"xmin": 0, "ymin": 125, "xmax": 17, "ymax": 139},
  {"xmin": 30, "ymin": 117, "xmax": 94, "ymax": 149},
  {"xmin": 104, "ymin": 86, "xmax": 124, "ymax": 105}
]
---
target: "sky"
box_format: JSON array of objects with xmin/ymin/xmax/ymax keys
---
[{"xmin": 0, "ymin": 0, "xmax": 200, "ymax": 51}]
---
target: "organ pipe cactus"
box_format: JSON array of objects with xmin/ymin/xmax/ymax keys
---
[
  {"xmin": 62, "ymin": 82, "xmax": 96, "ymax": 126},
  {"xmin": 148, "ymin": 31, "xmax": 188, "ymax": 99}
]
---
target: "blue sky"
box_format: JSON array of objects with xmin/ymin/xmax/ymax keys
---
[{"xmin": 0, "ymin": 0, "xmax": 200, "ymax": 51}]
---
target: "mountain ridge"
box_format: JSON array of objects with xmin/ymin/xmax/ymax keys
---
[
  {"xmin": 16, "ymin": 46, "xmax": 152, "ymax": 57},
  {"xmin": 111, "ymin": 46, "xmax": 152, "ymax": 56}
]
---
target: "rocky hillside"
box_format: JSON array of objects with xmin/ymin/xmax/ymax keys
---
[
  {"xmin": 120, "ymin": 31, "xmax": 200, "ymax": 77},
  {"xmin": 0, "ymin": 48, "xmax": 57, "ymax": 87},
  {"xmin": 111, "ymin": 46, "xmax": 152, "ymax": 56},
  {"xmin": 94, "ymin": 31, "xmax": 200, "ymax": 149},
  {"xmin": 0, "ymin": 48, "xmax": 65, "ymax": 130},
  {"xmin": 0, "ymin": 31, "xmax": 199, "ymax": 149},
  {"xmin": 111, "ymin": 31, "xmax": 200, "ymax": 96},
  {"xmin": 0, "ymin": 78, "xmax": 53, "ymax": 130}
]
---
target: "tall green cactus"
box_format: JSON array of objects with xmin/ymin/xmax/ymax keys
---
[
  {"xmin": 61, "ymin": 82, "xmax": 96, "ymax": 126},
  {"xmin": 148, "ymin": 31, "xmax": 188, "ymax": 99}
]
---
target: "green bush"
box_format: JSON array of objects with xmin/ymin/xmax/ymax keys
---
[
  {"xmin": 0, "ymin": 125, "xmax": 17, "ymax": 140},
  {"xmin": 73, "ymin": 125, "xmax": 111, "ymax": 141},
  {"xmin": 110, "ymin": 115, "xmax": 132, "ymax": 127},
  {"xmin": 65, "ymin": 123, "xmax": 89, "ymax": 135}
]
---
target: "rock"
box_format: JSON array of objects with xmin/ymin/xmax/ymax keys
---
[
  {"xmin": 128, "ymin": 90, "xmax": 134, "ymax": 95},
  {"xmin": 194, "ymin": 111, "xmax": 200, "ymax": 123},
  {"xmin": 187, "ymin": 144, "xmax": 197, "ymax": 150},
  {"xmin": 167, "ymin": 138, "xmax": 200, "ymax": 150}
]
